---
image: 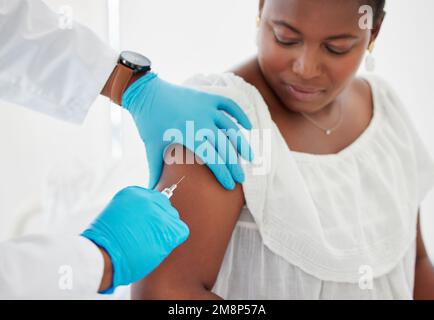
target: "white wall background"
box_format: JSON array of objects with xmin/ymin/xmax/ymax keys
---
[{"xmin": 0, "ymin": 0, "xmax": 434, "ymax": 292}]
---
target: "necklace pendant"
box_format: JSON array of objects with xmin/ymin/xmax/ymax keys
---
[{"xmin": 326, "ymin": 129, "xmax": 332, "ymax": 135}]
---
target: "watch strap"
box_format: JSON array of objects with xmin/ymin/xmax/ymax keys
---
[{"xmin": 101, "ymin": 64, "xmax": 135, "ymax": 106}]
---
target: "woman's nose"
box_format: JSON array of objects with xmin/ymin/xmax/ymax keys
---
[{"xmin": 292, "ymin": 48, "xmax": 322, "ymax": 80}]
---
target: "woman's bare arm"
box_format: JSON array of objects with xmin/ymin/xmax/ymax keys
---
[
  {"xmin": 131, "ymin": 145, "xmax": 245, "ymax": 299},
  {"xmin": 413, "ymin": 211, "xmax": 434, "ymax": 299}
]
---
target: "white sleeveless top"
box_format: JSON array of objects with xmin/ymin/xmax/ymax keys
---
[{"xmin": 184, "ymin": 73, "xmax": 434, "ymax": 300}]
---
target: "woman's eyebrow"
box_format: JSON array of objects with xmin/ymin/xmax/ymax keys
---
[
  {"xmin": 271, "ymin": 20, "xmax": 302, "ymax": 34},
  {"xmin": 326, "ymin": 34, "xmax": 359, "ymax": 41},
  {"xmin": 271, "ymin": 19, "xmax": 359, "ymax": 40}
]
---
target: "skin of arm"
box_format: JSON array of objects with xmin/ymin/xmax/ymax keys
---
[
  {"xmin": 98, "ymin": 247, "xmax": 113, "ymax": 292},
  {"xmin": 413, "ymin": 211, "xmax": 434, "ymax": 299},
  {"xmin": 131, "ymin": 145, "xmax": 245, "ymax": 299}
]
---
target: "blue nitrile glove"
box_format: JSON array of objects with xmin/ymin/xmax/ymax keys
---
[
  {"xmin": 81, "ymin": 186, "xmax": 189, "ymax": 293},
  {"xmin": 122, "ymin": 72, "xmax": 254, "ymax": 191}
]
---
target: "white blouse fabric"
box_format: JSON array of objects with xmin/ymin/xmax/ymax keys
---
[{"xmin": 184, "ymin": 73, "xmax": 434, "ymax": 300}]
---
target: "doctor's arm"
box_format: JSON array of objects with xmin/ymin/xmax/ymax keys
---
[
  {"xmin": 0, "ymin": 235, "xmax": 107, "ymax": 298},
  {"xmin": 0, "ymin": 185, "xmax": 189, "ymax": 298},
  {"xmin": 0, "ymin": 0, "xmax": 118, "ymax": 124},
  {"xmin": 131, "ymin": 145, "xmax": 245, "ymax": 299}
]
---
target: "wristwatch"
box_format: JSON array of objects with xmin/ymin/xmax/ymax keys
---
[{"xmin": 101, "ymin": 51, "xmax": 152, "ymax": 105}]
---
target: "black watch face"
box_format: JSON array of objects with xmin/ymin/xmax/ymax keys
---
[{"xmin": 119, "ymin": 51, "xmax": 151, "ymax": 73}]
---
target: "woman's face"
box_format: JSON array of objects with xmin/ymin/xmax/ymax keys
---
[{"xmin": 257, "ymin": 0, "xmax": 377, "ymax": 114}]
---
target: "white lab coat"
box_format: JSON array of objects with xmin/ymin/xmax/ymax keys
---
[{"xmin": 0, "ymin": 0, "xmax": 119, "ymax": 298}]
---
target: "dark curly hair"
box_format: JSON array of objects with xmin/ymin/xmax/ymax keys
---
[
  {"xmin": 259, "ymin": 0, "xmax": 386, "ymax": 23},
  {"xmin": 365, "ymin": 0, "xmax": 386, "ymax": 23}
]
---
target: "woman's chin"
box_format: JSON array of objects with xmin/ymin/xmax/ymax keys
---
[
  {"xmin": 273, "ymin": 85, "xmax": 329, "ymax": 114},
  {"xmin": 280, "ymin": 94, "xmax": 328, "ymax": 115}
]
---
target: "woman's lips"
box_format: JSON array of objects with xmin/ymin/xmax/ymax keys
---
[{"xmin": 286, "ymin": 84, "xmax": 325, "ymax": 102}]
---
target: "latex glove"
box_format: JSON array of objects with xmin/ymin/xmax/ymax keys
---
[
  {"xmin": 122, "ymin": 73, "xmax": 254, "ymax": 190},
  {"xmin": 81, "ymin": 186, "xmax": 189, "ymax": 293}
]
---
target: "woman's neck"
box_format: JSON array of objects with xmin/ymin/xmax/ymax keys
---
[{"xmin": 230, "ymin": 56, "xmax": 373, "ymax": 155}]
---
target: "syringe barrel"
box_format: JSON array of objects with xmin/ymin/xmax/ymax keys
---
[
  {"xmin": 161, "ymin": 183, "xmax": 179, "ymax": 199},
  {"xmin": 161, "ymin": 188, "xmax": 173, "ymax": 199}
]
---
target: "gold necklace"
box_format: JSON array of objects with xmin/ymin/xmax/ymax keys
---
[{"xmin": 300, "ymin": 102, "xmax": 344, "ymax": 136}]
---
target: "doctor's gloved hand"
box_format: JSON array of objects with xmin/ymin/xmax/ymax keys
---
[
  {"xmin": 81, "ymin": 186, "xmax": 189, "ymax": 293},
  {"xmin": 122, "ymin": 73, "xmax": 254, "ymax": 191}
]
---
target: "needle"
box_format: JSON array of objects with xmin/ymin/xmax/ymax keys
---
[{"xmin": 175, "ymin": 176, "xmax": 186, "ymax": 186}]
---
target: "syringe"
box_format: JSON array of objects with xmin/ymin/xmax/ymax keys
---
[{"xmin": 161, "ymin": 176, "xmax": 186, "ymax": 199}]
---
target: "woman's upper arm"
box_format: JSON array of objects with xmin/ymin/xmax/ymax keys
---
[
  {"xmin": 132, "ymin": 145, "xmax": 245, "ymax": 299},
  {"xmin": 417, "ymin": 210, "xmax": 428, "ymax": 261}
]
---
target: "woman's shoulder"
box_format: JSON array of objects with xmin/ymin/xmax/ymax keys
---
[
  {"xmin": 185, "ymin": 72, "xmax": 258, "ymax": 111},
  {"xmin": 360, "ymin": 74, "xmax": 434, "ymax": 201},
  {"xmin": 184, "ymin": 72, "xmax": 256, "ymax": 98},
  {"xmin": 355, "ymin": 74, "xmax": 417, "ymax": 138},
  {"xmin": 184, "ymin": 59, "xmax": 256, "ymax": 85},
  {"xmin": 359, "ymin": 74, "xmax": 406, "ymax": 114},
  {"xmin": 186, "ymin": 59, "xmax": 263, "ymax": 101},
  {"xmin": 184, "ymin": 65, "xmax": 269, "ymax": 130}
]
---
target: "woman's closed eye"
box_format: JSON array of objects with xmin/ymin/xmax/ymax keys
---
[
  {"xmin": 273, "ymin": 32, "xmax": 300, "ymax": 47},
  {"xmin": 324, "ymin": 44, "xmax": 353, "ymax": 55},
  {"xmin": 323, "ymin": 38, "xmax": 359, "ymax": 56},
  {"xmin": 272, "ymin": 25, "xmax": 301, "ymax": 46},
  {"xmin": 274, "ymin": 33, "xmax": 355, "ymax": 56}
]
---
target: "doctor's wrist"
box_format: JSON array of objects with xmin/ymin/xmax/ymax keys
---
[
  {"xmin": 100, "ymin": 66, "xmax": 150, "ymax": 106},
  {"xmin": 97, "ymin": 246, "xmax": 113, "ymax": 293},
  {"xmin": 101, "ymin": 51, "xmax": 152, "ymax": 106}
]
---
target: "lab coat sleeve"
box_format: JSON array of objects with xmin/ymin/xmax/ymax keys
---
[
  {"xmin": 0, "ymin": 0, "xmax": 119, "ymax": 124},
  {"xmin": 0, "ymin": 235, "xmax": 104, "ymax": 299}
]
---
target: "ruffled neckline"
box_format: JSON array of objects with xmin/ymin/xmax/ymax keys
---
[{"xmin": 227, "ymin": 72, "xmax": 382, "ymax": 162}]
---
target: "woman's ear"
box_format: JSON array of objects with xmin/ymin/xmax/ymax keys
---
[
  {"xmin": 258, "ymin": 0, "xmax": 264, "ymax": 17},
  {"xmin": 256, "ymin": 0, "xmax": 265, "ymax": 48},
  {"xmin": 369, "ymin": 12, "xmax": 386, "ymax": 45}
]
